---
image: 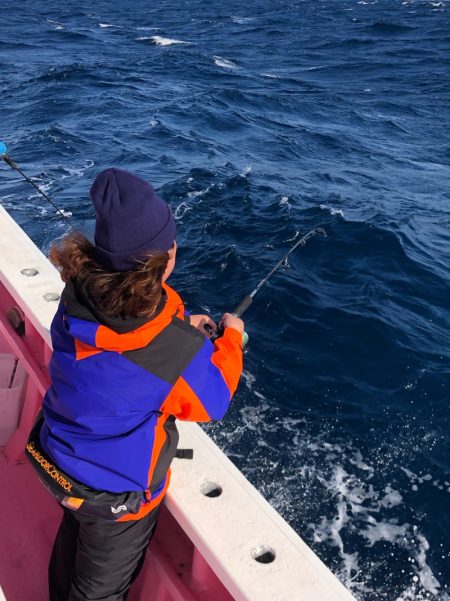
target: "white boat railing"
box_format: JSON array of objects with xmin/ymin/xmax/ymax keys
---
[{"xmin": 0, "ymin": 204, "xmax": 356, "ymax": 601}]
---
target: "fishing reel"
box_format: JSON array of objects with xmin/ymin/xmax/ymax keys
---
[
  {"xmin": 205, "ymin": 321, "xmax": 249, "ymax": 348},
  {"xmin": 203, "ymin": 294, "xmax": 253, "ymax": 347}
]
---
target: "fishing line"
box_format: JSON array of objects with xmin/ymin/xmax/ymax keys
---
[
  {"xmin": 0, "ymin": 141, "xmax": 75, "ymax": 230},
  {"xmin": 209, "ymin": 227, "xmax": 327, "ymax": 343},
  {"xmin": 231, "ymin": 227, "xmax": 327, "ymax": 318},
  {"xmin": 0, "ymin": 141, "xmax": 327, "ymax": 343}
]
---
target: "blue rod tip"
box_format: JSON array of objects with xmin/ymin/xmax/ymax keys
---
[{"xmin": 0, "ymin": 141, "xmax": 7, "ymax": 156}]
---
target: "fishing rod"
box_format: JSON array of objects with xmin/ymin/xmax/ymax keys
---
[
  {"xmin": 0, "ymin": 141, "xmax": 326, "ymax": 342},
  {"xmin": 210, "ymin": 226, "xmax": 327, "ymax": 343},
  {"xmin": 232, "ymin": 227, "xmax": 326, "ymax": 318},
  {"xmin": 0, "ymin": 141, "xmax": 74, "ymax": 230}
]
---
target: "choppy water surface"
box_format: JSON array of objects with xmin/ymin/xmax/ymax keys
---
[{"xmin": 1, "ymin": 1, "xmax": 449, "ymax": 598}]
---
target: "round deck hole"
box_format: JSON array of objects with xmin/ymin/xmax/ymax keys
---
[
  {"xmin": 200, "ymin": 481, "xmax": 222, "ymax": 498},
  {"xmin": 21, "ymin": 268, "xmax": 38, "ymax": 276},
  {"xmin": 251, "ymin": 545, "xmax": 276, "ymax": 564}
]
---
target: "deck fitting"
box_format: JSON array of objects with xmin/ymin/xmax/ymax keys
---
[
  {"xmin": 200, "ymin": 481, "xmax": 223, "ymax": 498},
  {"xmin": 251, "ymin": 545, "xmax": 276, "ymax": 564},
  {"xmin": 20, "ymin": 268, "xmax": 38, "ymax": 276},
  {"xmin": 43, "ymin": 292, "xmax": 60, "ymax": 302}
]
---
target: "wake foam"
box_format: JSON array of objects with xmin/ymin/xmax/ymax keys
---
[{"xmin": 203, "ymin": 372, "xmax": 447, "ymax": 601}]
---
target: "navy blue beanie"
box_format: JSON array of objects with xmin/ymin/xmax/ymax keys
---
[{"xmin": 90, "ymin": 168, "xmax": 176, "ymax": 271}]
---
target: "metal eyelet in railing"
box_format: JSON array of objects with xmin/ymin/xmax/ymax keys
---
[
  {"xmin": 43, "ymin": 292, "xmax": 60, "ymax": 302},
  {"xmin": 21, "ymin": 268, "xmax": 38, "ymax": 276}
]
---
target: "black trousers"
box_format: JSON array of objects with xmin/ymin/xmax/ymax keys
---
[{"xmin": 49, "ymin": 505, "xmax": 160, "ymax": 601}]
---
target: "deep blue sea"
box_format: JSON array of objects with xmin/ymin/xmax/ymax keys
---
[{"xmin": 1, "ymin": 0, "xmax": 449, "ymax": 598}]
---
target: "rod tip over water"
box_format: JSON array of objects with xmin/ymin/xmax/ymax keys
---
[{"xmin": 0, "ymin": 141, "xmax": 7, "ymax": 157}]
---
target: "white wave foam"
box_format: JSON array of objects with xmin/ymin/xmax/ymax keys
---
[
  {"xmin": 301, "ymin": 65, "xmax": 326, "ymax": 71},
  {"xmin": 60, "ymin": 160, "xmax": 94, "ymax": 178},
  {"xmin": 238, "ymin": 371, "xmax": 269, "ymax": 405},
  {"xmin": 203, "ymin": 381, "xmax": 446, "ymax": 600},
  {"xmin": 25, "ymin": 161, "xmax": 93, "ymax": 206},
  {"xmin": 279, "ymin": 195, "xmax": 291, "ymax": 209},
  {"xmin": 312, "ymin": 467, "xmax": 361, "ymax": 586},
  {"xmin": 28, "ymin": 180, "xmax": 53, "ymax": 196},
  {"xmin": 400, "ymin": 467, "xmax": 450, "ymax": 494},
  {"xmin": 47, "ymin": 19, "xmax": 65, "ymax": 30},
  {"xmin": 241, "ymin": 165, "xmax": 251, "ymax": 176},
  {"xmin": 214, "ymin": 55, "xmax": 238, "ymax": 69},
  {"xmin": 151, "ymin": 36, "xmax": 190, "ymax": 46},
  {"xmin": 379, "ymin": 486, "xmax": 403, "ymax": 508},
  {"xmin": 216, "ymin": 244, "xmax": 237, "ymax": 273},
  {"xmin": 231, "ymin": 15, "xmax": 255, "ymax": 24},
  {"xmin": 362, "ymin": 517, "xmax": 409, "ymax": 546},
  {"xmin": 320, "ymin": 204, "xmax": 345, "ymax": 217},
  {"xmin": 261, "ymin": 72, "xmax": 280, "ymax": 79},
  {"xmin": 285, "ymin": 231, "xmax": 299, "ymax": 242},
  {"xmin": 312, "ymin": 461, "xmax": 442, "ymax": 596},
  {"xmin": 349, "ymin": 450, "xmax": 373, "ymax": 472},
  {"xmin": 385, "ymin": 530, "xmax": 442, "ymax": 598},
  {"xmin": 241, "ymin": 370, "xmax": 256, "ymax": 390},
  {"xmin": 413, "ymin": 534, "xmax": 441, "ymax": 595},
  {"xmin": 174, "ymin": 185, "xmax": 214, "ymax": 219},
  {"xmin": 98, "ymin": 23, "xmax": 122, "ymax": 28},
  {"xmin": 174, "ymin": 201, "xmax": 193, "ymax": 220},
  {"xmin": 187, "ymin": 185, "xmax": 211, "ymax": 198}
]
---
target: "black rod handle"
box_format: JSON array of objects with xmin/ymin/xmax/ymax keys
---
[
  {"xmin": 207, "ymin": 295, "xmax": 252, "ymax": 343},
  {"xmin": 232, "ymin": 295, "xmax": 253, "ymax": 318}
]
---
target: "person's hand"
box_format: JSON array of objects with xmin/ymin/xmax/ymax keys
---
[
  {"xmin": 190, "ymin": 314, "xmax": 217, "ymax": 337},
  {"xmin": 221, "ymin": 313, "xmax": 245, "ymax": 334}
]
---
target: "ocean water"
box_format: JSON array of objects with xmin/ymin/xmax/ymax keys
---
[{"xmin": 1, "ymin": 0, "xmax": 449, "ymax": 599}]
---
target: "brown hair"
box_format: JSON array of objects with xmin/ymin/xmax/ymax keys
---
[{"xmin": 49, "ymin": 232, "xmax": 169, "ymax": 318}]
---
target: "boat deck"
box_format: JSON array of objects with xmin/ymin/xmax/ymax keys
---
[
  {"xmin": 0, "ymin": 451, "xmax": 232, "ymax": 601},
  {"xmin": 0, "ymin": 454, "xmax": 60, "ymax": 601},
  {"xmin": 0, "ymin": 204, "xmax": 357, "ymax": 601}
]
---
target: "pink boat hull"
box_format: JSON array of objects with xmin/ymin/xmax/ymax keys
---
[{"xmin": 0, "ymin": 205, "xmax": 356, "ymax": 601}]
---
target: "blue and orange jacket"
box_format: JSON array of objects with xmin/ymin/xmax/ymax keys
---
[{"xmin": 37, "ymin": 279, "xmax": 243, "ymax": 520}]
